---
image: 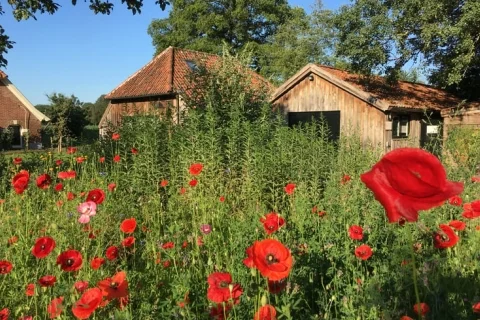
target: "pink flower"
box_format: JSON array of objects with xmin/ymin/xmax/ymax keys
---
[{"xmin": 77, "ymin": 201, "xmax": 97, "ymax": 224}]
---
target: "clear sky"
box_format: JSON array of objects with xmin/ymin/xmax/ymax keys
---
[{"xmin": 2, "ymin": 0, "xmax": 350, "ymax": 105}]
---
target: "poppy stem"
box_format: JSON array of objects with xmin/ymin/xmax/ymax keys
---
[{"xmin": 408, "ymin": 225, "xmax": 422, "ymax": 320}]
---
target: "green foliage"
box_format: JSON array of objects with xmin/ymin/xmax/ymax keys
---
[
  {"xmin": 0, "ymin": 0, "xmax": 169, "ymax": 68},
  {"xmin": 0, "ymin": 127, "xmax": 13, "ymax": 150},
  {"xmin": 331, "ymin": 0, "xmax": 480, "ymax": 99},
  {"xmin": 83, "ymin": 94, "xmax": 109, "ymax": 125},
  {"xmin": 41, "ymin": 93, "xmax": 89, "ymax": 150}
]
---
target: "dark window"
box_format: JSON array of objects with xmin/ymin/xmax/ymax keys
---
[
  {"xmin": 8, "ymin": 125, "xmax": 21, "ymax": 146},
  {"xmin": 288, "ymin": 111, "xmax": 340, "ymax": 141},
  {"xmin": 392, "ymin": 115, "xmax": 410, "ymax": 138},
  {"xmin": 185, "ymin": 60, "xmax": 200, "ymax": 72}
]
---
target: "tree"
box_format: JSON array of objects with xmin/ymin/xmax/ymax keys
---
[
  {"xmin": 257, "ymin": 2, "xmax": 342, "ymax": 83},
  {"xmin": 83, "ymin": 94, "xmax": 109, "ymax": 125},
  {"xmin": 147, "ymin": 0, "xmax": 295, "ymax": 76},
  {"xmin": 330, "ymin": 0, "xmax": 480, "ymax": 99},
  {"xmin": 42, "ymin": 93, "xmax": 89, "ymax": 151},
  {"xmin": 0, "ymin": 0, "xmax": 169, "ymax": 68}
]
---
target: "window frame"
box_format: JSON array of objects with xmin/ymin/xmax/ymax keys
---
[{"xmin": 392, "ymin": 114, "xmax": 410, "ymax": 139}]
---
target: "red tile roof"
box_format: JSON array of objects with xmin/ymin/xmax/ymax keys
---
[
  {"xmin": 106, "ymin": 47, "xmax": 272, "ymax": 100},
  {"xmin": 318, "ymin": 65, "xmax": 462, "ymax": 111},
  {"xmin": 0, "ymin": 70, "xmax": 7, "ymax": 79}
]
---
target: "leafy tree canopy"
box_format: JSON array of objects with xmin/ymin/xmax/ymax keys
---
[
  {"xmin": 0, "ymin": 0, "xmax": 169, "ymax": 68},
  {"xmin": 331, "ymin": 0, "xmax": 480, "ymax": 100},
  {"xmin": 147, "ymin": 0, "xmax": 334, "ymax": 82}
]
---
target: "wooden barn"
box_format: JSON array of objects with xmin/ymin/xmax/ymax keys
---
[
  {"xmin": 441, "ymin": 104, "xmax": 480, "ymax": 137},
  {"xmin": 100, "ymin": 47, "xmax": 272, "ymax": 135},
  {"xmin": 271, "ymin": 64, "xmax": 464, "ymax": 152},
  {"xmin": 0, "ymin": 70, "xmax": 50, "ymax": 149}
]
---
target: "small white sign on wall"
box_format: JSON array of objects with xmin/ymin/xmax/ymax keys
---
[{"xmin": 426, "ymin": 125, "xmax": 439, "ymax": 134}]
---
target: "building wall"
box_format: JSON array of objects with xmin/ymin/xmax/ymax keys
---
[
  {"xmin": 385, "ymin": 112, "xmax": 423, "ymax": 150},
  {"xmin": 442, "ymin": 110, "xmax": 480, "ymax": 137},
  {"xmin": 98, "ymin": 95, "xmax": 179, "ymax": 136},
  {"xmin": 272, "ymin": 73, "xmax": 386, "ymax": 149},
  {"xmin": 0, "ymin": 82, "xmax": 43, "ymax": 148}
]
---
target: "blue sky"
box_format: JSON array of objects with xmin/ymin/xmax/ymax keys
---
[{"xmin": 2, "ymin": 0, "xmax": 350, "ymax": 105}]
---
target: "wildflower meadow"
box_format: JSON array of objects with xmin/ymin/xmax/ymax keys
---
[{"xmin": 1, "ymin": 62, "xmax": 480, "ymax": 320}]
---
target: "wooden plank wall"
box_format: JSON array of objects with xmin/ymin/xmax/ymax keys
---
[
  {"xmin": 99, "ymin": 98, "xmax": 177, "ymax": 133},
  {"xmin": 443, "ymin": 111, "xmax": 480, "ymax": 137},
  {"xmin": 273, "ymin": 73, "xmax": 386, "ymax": 149},
  {"xmin": 388, "ymin": 113, "xmax": 422, "ymax": 150}
]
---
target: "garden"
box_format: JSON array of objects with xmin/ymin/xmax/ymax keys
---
[{"xmin": 1, "ymin": 62, "xmax": 480, "ymax": 320}]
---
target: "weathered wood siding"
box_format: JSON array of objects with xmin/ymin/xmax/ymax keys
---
[
  {"xmin": 272, "ymin": 73, "xmax": 386, "ymax": 149},
  {"xmin": 99, "ymin": 95, "xmax": 179, "ymax": 135},
  {"xmin": 386, "ymin": 113, "xmax": 422, "ymax": 150},
  {"xmin": 443, "ymin": 110, "xmax": 480, "ymax": 137}
]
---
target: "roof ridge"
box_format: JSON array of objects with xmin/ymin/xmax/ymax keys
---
[
  {"xmin": 316, "ymin": 64, "xmax": 442, "ymax": 91},
  {"xmin": 0, "ymin": 70, "xmax": 7, "ymax": 79},
  {"xmin": 106, "ymin": 46, "xmax": 174, "ymax": 98}
]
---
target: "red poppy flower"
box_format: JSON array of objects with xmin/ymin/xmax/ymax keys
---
[
  {"xmin": 0, "ymin": 260, "xmax": 12, "ymax": 274},
  {"xmin": 38, "ymin": 275, "xmax": 56, "ymax": 287},
  {"xmin": 8, "ymin": 236, "xmax": 18, "ymax": 245},
  {"xmin": 25, "ymin": 283, "xmax": 35, "ymax": 296},
  {"xmin": 242, "ymin": 245, "xmax": 255, "ymax": 268},
  {"xmin": 105, "ymin": 246, "xmax": 119, "ymax": 260},
  {"xmin": 268, "ymin": 279, "xmax": 287, "ymax": 294},
  {"xmin": 189, "ymin": 179, "xmax": 198, "ymax": 187},
  {"xmin": 254, "ymin": 304, "xmax": 277, "ymax": 320},
  {"xmin": 341, "ymin": 174, "xmax": 351, "ymax": 185},
  {"xmin": 122, "ymin": 236, "xmax": 135, "ymax": 247},
  {"xmin": 179, "ymin": 187, "xmax": 186, "ymax": 194},
  {"xmin": 55, "ymin": 159, "xmax": 63, "ymax": 166},
  {"xmin": 448, "ymin": 220, "xmax": 466, "ymax": 231},
  {"xmin": 462, "ymin": 200, "xmax": 480, "ymax": 219},
  {"xmin": 433, "ymin": 224, "xmax": 459, "ymax": 249},
  {"xmin": 400, "ymin": 317, "xmax": 414, "ymax": 320},
  {"xmin": 13, "ymin": 157, "xmax": 22, "ymax": 165},
  {"xmin": 354, "ymin": 244, "xmax": 373, "ymax": 260},
  {"xmin": 112, "ymin": 133, "xmax": 120, "ymax": 140},
  {"xmin": 108, "ymin": 183, "xmax": 116, "ymax": 192},
  {"xmin": 131, "ymin": 148, "xmax": 138, "ymax": 155},
  {"xmin": 284, "ymin": 183, "xmax": 295, "ymax": 195},
  {"xmin": 47, "ymin": 296, "xmax": 64, "ymax": 319},
  {"xmin": 32, "ymin": 236, "xmax": 56, "ymax": 258},
  {"xmin": 348, "ymin": 225, "xmax": 363, "ymax": 240},
  {"xmin": 12, "ymin": 170, "xmax": 30, "ymax": 194},
  {"xmin": 472, "ymin": 176, "xmax": 480, "ymax": 183},
  {"xmin": 58, "ymin": 170, "xmax": 76, "ymax": 180},
  {"xmin": 66, "ymin": 146, "xmax": 77, "ymax": 154},
  {"xmin": 413, "ymin": 302, "xmax": 430, "ymax": 316},
  {"xmin": 113, "ymin": 155, "xmax": 121, "ymax": 163},
  {"xmin": 76, "ymin": 157, "xmax": 85, "ymax": 164},
  {"xmin": 160, "ymin": 179, "xmax": 168, "ymax": 187},
  {"xmin": 90, "ymin": 257, "xmax": 105, "ymax": 270},
  {"xmin": 162, "ymin": 242, "xmax": 175, "ymax": 249},
  {"xmin": 97, "ymin": 271, "xmax": 129, "ymax": 299},
  {"xmin": 251, "ymin": 239, "xmax": 293, "ymax": 281},
  {"xmin": 260, "ymin": 212, "xmax": 285, "ymax": 235},
  {"xmin": 219, "ymin": 196, "xmax": 225, "ymax": 202},
  {"xmin": 189, "ymin": 163, "xmax": 203, "ymax": 175},
  {"xmin": 56, "ymin": 249, "xmax": 83, "ymax": 272},
  {"xmin": 209, "ymin": 302, "xmax": 233, "ymax": 319},
  {"xmin": 473, "ymin": 302, "xmax": 480, "ymax": 313},
  {"xmin": 71, "ymin": 287, "xmax": 103, "ymax": 319},
  {"xmin": 360, "ymin": 148, "xmax": 464, "ymax": 223},
  {"xmin": 0, "ymin": 309, "xmax": 9, "ymax": 320},
  {"xmin": 52, "ymin": 183, "xmax": 62, "ymax": 193},
  {"xmin": 120, "ymin": 218, "xmax": 137, "ymax": 233},
  {"xmin": 448, "ymin": 195, "xmax": 463, "ymax": 206},
  {"xmin": 67, "ymin": 192, "xmax": 76, "ymax": 201},
  {"xmin": 207, "ymin": 272, "xmax": 243, "ymax": 303},
  {"xmin": 74, "ymin": 281, "xmax": 89, "ymax": 293},
  {"xmin": 86, "ymin": 188, "xmax": 105, "ymax": 205},
  {"xmin": 99, "ymin": 157, "xmax": 105, "ymax": 163}
]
